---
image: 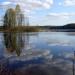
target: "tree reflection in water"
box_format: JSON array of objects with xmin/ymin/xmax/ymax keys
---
[{"xmin": 3, "ymin": 32, "xmax": 25, "ymax": 56}]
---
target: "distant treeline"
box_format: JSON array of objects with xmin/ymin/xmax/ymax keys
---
[
  {"xmin": 0, "ymin": 23, "xmax": 75, "ymax": 32},
  {"xmin": 38, "ymin": 23, "xmax": 75, "ymax": 29}
]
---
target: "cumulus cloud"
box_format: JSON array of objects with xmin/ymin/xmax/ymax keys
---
[
  {"xmin": 0, "ymin": 0, "xmax": 54, "ymax": 23},
  {"xmin": 47, "ymin": 12, "xmax": 75, "ymax": 19},
  {"xmin": 0, "ymin": 1, "xmax": 12, "ymax": 7},
  {"xmin": 43, "ymin": 0, "xmax": 53, "ymax": 9},
  {"xmin": 8, "ymin": 0, "xmax": 53, "ymax": 13},
  {"xmin": 64, "ymin": 0, "xmax": 75, "ymax": 6},
  {"xmin": 0, "ymin": 1, "xmax": 12, "ymax": 9}
]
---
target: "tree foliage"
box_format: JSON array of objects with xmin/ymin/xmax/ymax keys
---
[
  {"xmin": 15, "ymin": 4, "xmax": 24, "ymax": 26},
  {"xmin": 3, "ymin": 4, "xmax": 25, "ymax": 29},
  {"xmin": 3, "ymin": 8, "xmax": 16, "ymax": 29}
]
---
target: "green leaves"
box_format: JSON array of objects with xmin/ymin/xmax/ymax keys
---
[
  {"xmin": 3, "ymin": 4, "xmax": 24, "ymax": 29},
  {"xmin": 3, "ymin": 8, "xmax": 16, "ymax": 29}
]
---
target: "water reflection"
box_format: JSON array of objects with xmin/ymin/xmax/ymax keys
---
[
  {"xmin": 66, "ymin": 32, "xmax": 75, "ymax": 36},
  {"xmin": 1, "ymin": 32, "xmax": 75, "ymax": 75},
  {"xmin": 3, "ymin": 32, "xmax": 26, "ymax": 56}
]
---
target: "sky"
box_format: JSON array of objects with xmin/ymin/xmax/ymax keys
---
[{"xmin": 0, "ymin": 0, "xmax": 75, "ymax": 26}]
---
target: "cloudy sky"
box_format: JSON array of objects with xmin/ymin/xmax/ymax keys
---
[{"xmin": 0, "ymin": 0, "xmax": 75, "ymax": 26}]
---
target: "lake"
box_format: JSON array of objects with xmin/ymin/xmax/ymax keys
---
[{"xmin": 0, "ymin": 32, "xmax": 75, "ymax": 75}]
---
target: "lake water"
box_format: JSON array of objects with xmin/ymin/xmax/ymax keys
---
[{"xmin": 0, "ymin": 32, "xmax": 75, "ymax": 75}]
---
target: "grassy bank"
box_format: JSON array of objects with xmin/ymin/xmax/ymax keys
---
[{"xmin": 0, "ymin": 26, "xmax": 41, "ymax": 32}]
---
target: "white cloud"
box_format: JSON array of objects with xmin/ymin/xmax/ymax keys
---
[
  {"xmin": 0, "ymin": 0, "xmax": 53, "ymax": 23},
  {"xmin": 0, "ymin": 1, "xmax": 12, "ymax": 10},
  {"xmin": 43, "ymin": 0, "xmax": 53, "ymax": 9},
  {"xmin": 0, "ymin": 1, "xmax": 12, "ymax": 7},
  {"xmin": 47, "ymin": 12, "xmax": 75, "ymax": 19},
  {"xmin": 8, "ymin": 0, "xmax": 53, "ymax": 11},
  {"xmin": 64, "ymin": 0, "xmax": 75, "ymax": 6},
  {"xmin": 43, "ymin": 3, "xmax": 50, "ymax": 9},
  {"xmin": 27, "ymin": 0, "xmax": 42, "ymax": 8}
]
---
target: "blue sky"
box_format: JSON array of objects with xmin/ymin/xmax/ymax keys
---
[{"xmin": 0, "ymin": 0, "xmax": 75, "ymax": 26}]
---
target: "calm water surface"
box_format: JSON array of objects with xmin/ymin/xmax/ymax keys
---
[{"xmin": 0, "ymin": 32, "xmax": 75, "ymax": 75}]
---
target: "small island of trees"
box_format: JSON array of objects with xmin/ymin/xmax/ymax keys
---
[{"xmin": 2, "ymin": 4, "xmax": 39, "ymax": 32}]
